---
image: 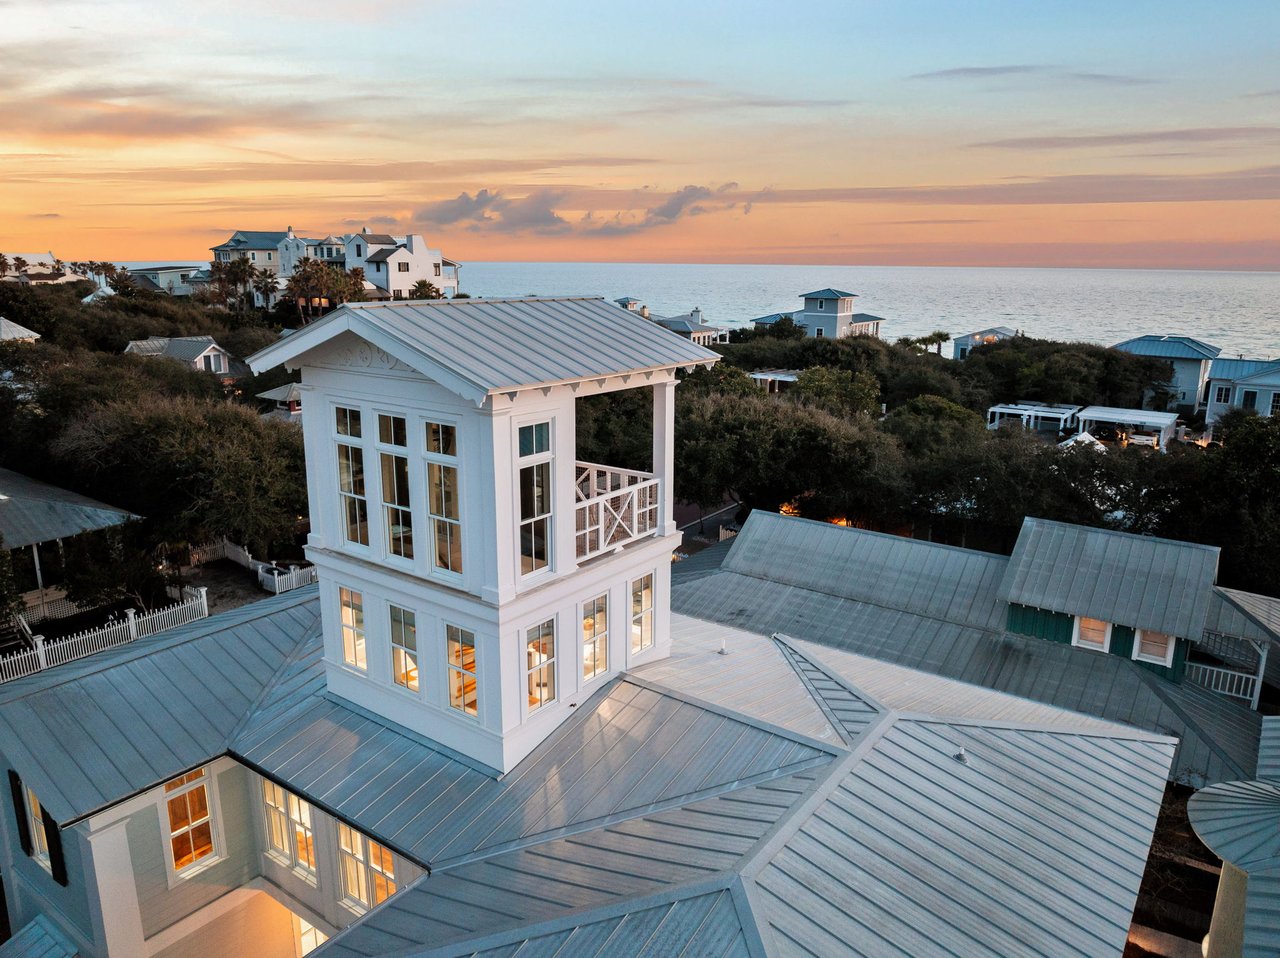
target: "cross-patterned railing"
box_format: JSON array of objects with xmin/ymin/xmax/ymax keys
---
[{"xmin": 575, "ymin": 462, "xmax": 661, "ymax": 561}]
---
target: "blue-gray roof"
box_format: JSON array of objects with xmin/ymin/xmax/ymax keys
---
[
  {"xmin": 211, "ymin": 230, "xmax": 289, "ymax": 250},
  {"xmin": 1113, "ymin": 335, "xmax": 1221, "ymax": 361},
  {"xmin": 0, "ymin": 915, "xmax": 77, "ymax": 958},
  {"xmin": 248, "ymin": 298, "xmax": 720, "ymax": 405},
  {"xmin": 1209, "ymin": 358, "xmax": 1280, "ymax": 382},
  {"xmin": 800, "ymin": 288, "xmax": 856, "ymax": 299},
  {"xmin": 672, "ymin": 511, "xmax": 1257, "ymax": 785},
  {"xmin": 1001, "ymin": 517, "xmax": 1219, "ymax": 638},
  {"xmin": 750, "ymin": 312, "xmax": 794, "ymax": 326},
  {"xmin": 0, "ymin": 466, "xmax": 136, "ymax": 549}
]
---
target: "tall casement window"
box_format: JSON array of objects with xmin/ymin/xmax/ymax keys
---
[
  {"xmin": 378, "ymin": 415, "xmax": 413, "ymax": 559},
  {"xmin": 1135, "ymin": 629, "xmax": 1176, "ymax": 667},
  {"xmin": 262, "ymin": 780, "xmax": 317, "ymax": 881},
  {"xmin": 582, "ymin": 594, "xmax": 609, "ymax": 680},
  {"xmin": 447, "ymin": 625, "xmax": 478, "ymax": 716},
  {"xmin": 338, "ymin": 823, "xmax": 396, "ymax": 910},
  {"xmin": 631, "ymin": 574, "xmax": 655, "ymax": 654},
  {"xmin": 426, "ymin": 422, "xmax": 462, "ymax": 574},
  {"xmin": 518, "ymin": 422, "xmax": 552, "ymax": 574},
  {"xmin": 390, "ymin": 605, "xmax": 419, "ymax": 691},
  {"xmin": 165, "ymin": 768, "xmax": 216, "ymax": 874},
  {"xmin": 7, "ymin": 772, "xmax": 66, "ymax": 885},
  {"xmin": 340, "ymin": 587, "xmax": 367, "ymax": 671},
  {"xmin": 1073, "ymin": 616, "xmax": 1111, "ymax": 652},
  {"xmin": 336, "ymin": 406, "xmax": 369, "ymax": 546},
  {"xmin": 526, "ymin": 619, "xmax": 556, "ymax": 711}
]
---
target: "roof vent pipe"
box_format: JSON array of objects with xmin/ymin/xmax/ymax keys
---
[{"xmin": 953, "ymin": 747, "xmax": 970, "ymax": 765}]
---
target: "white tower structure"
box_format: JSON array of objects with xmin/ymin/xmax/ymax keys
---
[{"xmin": 249, "ymin": 297, "xmax": 718, "ymax": 772}]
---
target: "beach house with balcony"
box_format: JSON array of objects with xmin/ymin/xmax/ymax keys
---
[
  {"xmin": 753, "ymin": 289, "xmax": 884, "ymax": 339},
  {"xmin": 210, "ymin": 231, "xmax": 288, "ymax": 271},
  {"xmin": 1113, "ymin": 334, "xmax": 1221, "ymax": 411},
  {"xmin": 1204, "ymin": 357, "xmax": 1280, "ymax": 425}
]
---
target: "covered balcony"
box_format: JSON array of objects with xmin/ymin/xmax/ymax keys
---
[{"xmin": 574, "ymin": 462, "xmax": 660, "ymax": 561}]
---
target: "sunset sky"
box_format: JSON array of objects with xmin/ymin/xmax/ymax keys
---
[{"xmin": 2, "ymin": 0, "xmax": 1277, "ymax": 268}]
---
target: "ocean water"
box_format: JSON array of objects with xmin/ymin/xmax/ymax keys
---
[{"xmin": 462, "ymin": 262, "xmax": 1280, "ymax": 358}]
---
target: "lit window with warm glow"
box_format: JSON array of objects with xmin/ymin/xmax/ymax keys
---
[
  {"xmin": 165, "ymin": 768, "xmax": 215, "ymax": 874},
  {"xmin": 262, "ymin": 780, "xmax": 317, "ymax": 881},
  {"xmin": 582, "ymin": 594, "xmax": 608, "ymax": 681},
  {"xmin": 390, "ymin": 605, "xmax": 418, "ymax": 691},
  {"xmin": 25, "ymin": 787, "xmax": 50, "ymax": 872},
  {"xmin": 526, "ymin": 619, "xmax": 556, "ymax": 710},
  {"xmin": 1135, "ymin": 629, "xmax": 1175, "ymax": 666},
  {"xmin": 378, "ymin": 415, "xmax": 413, "ymax": 559},
  {"xmin": 340, "ymin": 587, "xmax": 366, "ymax": 670},
  {"xmin": 426, "ymin": 422, "xmax": 462, "ymax": 574},
  {"xmin": 338, "ymin": 823, "xmax": 396, "ymax": 911},
  {"xmin": 631, "ymin": 574, "xmax": 654, "ymax": 654},
  {"xmin": 336, "ymin": 407, "xmax": 368, "ymax": 546},
  {"xmin": 1073, "ymin": 616, "xmax": 1110, "ymax": 652},
  {"xmin": 447, "ymin": 624, "xmax": 478, "ymax": 716},
  {"xmin": 296, "ymin": 917, "xmax": 328, "ymax": 955}
]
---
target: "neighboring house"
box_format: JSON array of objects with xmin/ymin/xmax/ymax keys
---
[
  {"xmin": 953, "ymin": 325, "xmax": 1016, "ymax": 359},
  {"xmin": 753, "ymin": 289, "xmax": 884, "ymax": 339},
  {"xmin": 210, "ymin": 231, "xmax": 288, "ymax": 271},
  {"xmin": 0, "ymin": 252, "xmax": 59, "ymax": 284},
  {"xmin": 0, "ymin": 300, "xmax": 1176, "ymax": 956},
  {"xmin": 612, "ymin": 300, "xmax": 729, "ymax": 345},
  {"xmin": 672, "ymin": 510, "xmax": 1274, "ymax": 785},
  {"xmin": 0, "ymin": 318, "xmax": 40, "ymax": 343},
  {"xmin": 256, "ymin": 382, "xmax": 302, "ymax": 424},
  {"xmin": 1204, "ymin": 357, "xmax": 1280, "ymax": 425},
  {"xmin": 128, "ymin": 266, "xmax": 199, "ymax": 297},
  {"xmin": 346, "ymin": 231, "xmax": 457, "ymax": 301},
  {"xmin": 1188, "ymin": 716, "xmax": 1280, "ymax": 957},
  {"xmin": 123, "ymin": 336, "xmax": 232, "ymax": 376},
  {"xmin": 1078, "ymin": 405, "xmax": 1181, "ymax": 451},
  {"xmin": 1113, "ymin": 334, "xmax": 1221, "ymax": 410}
]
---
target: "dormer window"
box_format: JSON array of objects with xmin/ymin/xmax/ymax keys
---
[
  {"xmin": 1073, "ymin": 616, "xmax": 1111, "ymax": 652},
  {"xmin": 1135, "ymin": 629, "xmax": 1175, "ymax": 667},
  {"xmin": 518, "ymin": 422, "xmax": 552, "ymax": 575}
]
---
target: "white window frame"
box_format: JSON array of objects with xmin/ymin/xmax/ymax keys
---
[
  {"xmin": 339, "ymin": 586, "xmax": 367, "ymax": 671},
  {"xmin": 261, "ymin": 779, "xmax": 318, "ymax": 884},
  {"xmin": 1213, "ymin": 385, "xmax": 1231, "ymax": 405},
  {"xmin": 1270, "ymin": 392, "xmax": 1280, "ymax": 418},
  {"xmin": 631, "ymin": 573, "xmax": 655, "ymax": 655},
  {"xmin": 25, "ymin": 787, "xmax": 50, "ymax": 873},
  {"xmin": 337, "ymin": 822, "xmax": 396, "ymax": 913},
  {"xmin": 161, "ymin": 767, "xmax": 223, "ymax": 885},
  {"xmin": 425, "ymin": 419, "xmax": 463, "ymax": 577},
  {"xmin": 389, "ymin": 604, "xmax": 419, "ymax": 693},
  {"xmin": 335, "ymin": 405, "xmax": 370, "ymax": 548},
  {"xmin": 446, "ymin": 623, "xmax": 479, "ymax": 717},
  {"xmin": 582, "ymin": 593, "xmax": 609, "ymax": 682},
  {"xmin": 1134, "ymin": 628, "xmax": 1177, "ymax": 668},
  {"xmin": 516, "ymin": 420, "xmax": 554, "ymax": 578},
  {"xmin": 376, "ymin": 413, "xmax": 414, "ymax": 562},
  {"xmin": 526, "ymin": 618, "xmax": 557, "ymax": 713},
  {"xmin": 1072, "ymin": 615, "xmax": 1112, "ymax": 653}
]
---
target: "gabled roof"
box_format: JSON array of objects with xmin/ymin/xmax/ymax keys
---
[
  {"xmin": 211, "ymin": 230, "xmax": 289, "ymax": 250},
  {"xmin": 247, "ymin": 297, "xmax": 720, "ymax": 405},
  {"xmin": 1113, "ymin": 335, "xmax": 1221, "ymax": 361},
  {"xmin": 124, "ymin": 335, "xmax": 224, "ymax": 362},
  {"xmin": 1209, "ymin": 358, "xmax": 1280, "ymax": 382},
  {"xmin": 750, "ymin": 312, "xmax": 797, "ymax": 326},
  {"xmin": 1001, "ymin": 517, "xmax": 1219, "ymax": 638},
  {"xmin": 359, "ymin": 232, "xmax": 398, "ymax": 245},
  {"xmin": 0, "ymin": 466, "xmax": 136, "ymax": 549},
  {"xmin": 1236, "ymin": 363, "xmax": 1280, "ymax": 386},
  {"xmin": 364, "ymin": 247, "xmax": 402, "ymax": 263},
  {"xmin": 256, "ymin": 382, "xmax": 302, "ymax": 403},
  {"xmin": 959, "ymin": 326, "xmax": 1017, "ymax": 338},
  {"xmin": 0, "ymin": 317, "xmax": 40, "ymax": 341},
  {"xmin": 127, "ymin": 273, "xmax": 165, "ymax": 293},
  {"xmin": 800, "ymin": 288, "xmax": 856, "ymax": 299}
]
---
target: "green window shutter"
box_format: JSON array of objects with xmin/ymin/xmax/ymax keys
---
[
  {"xmin": 41, "ymin": 805, "xmax": 67, "ymax": 887},
  {"xmin": 1007, "ymin": 604, "xmax": 1074, "ymax": 643},
  {"xmin": 1109, "ymin": 625, "xmax": 1135, "ymax": 659},
  {"xmin": 7, "ymin": 769, "xmax": 32, "ymax": 857}
]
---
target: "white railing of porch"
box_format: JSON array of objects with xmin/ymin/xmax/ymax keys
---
[
  {"xmin": 574, "ymin": 462, "xmax": 661, "ymax": 561},
  {"xmin": 1186, "ymin": 662, "xmax": 1258, "ymax": 707},
  {"xmin": 257, "ymin": 564, "xmax": 319, "ymax": 594},
  {"xmin": 0, "ymin": 587, "xmax": 209, "ymax": 684}
]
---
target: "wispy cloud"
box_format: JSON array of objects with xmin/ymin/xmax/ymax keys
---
[
  {"xmin": 911, "ymin": 65, "xmax": 1047, "ymax": 80},
  {"xmin": 972, "ymin": 126, "xmax": 1280, "ymax": 150}
]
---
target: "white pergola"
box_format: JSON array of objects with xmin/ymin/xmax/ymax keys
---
[
  {"xmin": 986, "ymin": 402, "xmax": 1081, "ymax": 433},
  {"xmin": 1078, "ymin": 406, "xmax": 1179, "ymax": 451}
]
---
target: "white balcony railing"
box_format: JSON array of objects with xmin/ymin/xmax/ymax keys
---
[
  {"xmin": 575, "ymin": 462, "xmax": 661, "ymax": 561},
  {"xmin": 1186, "ymin": 662, "xmax": 1259, "ymax": 708}
]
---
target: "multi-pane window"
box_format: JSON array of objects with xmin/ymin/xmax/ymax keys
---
[
  {"xmin": 25, "ymin": 787, "xmax": 49, "ymax": 871},
  {"xmin": 165, "ymin": 768, "xmax": 215, "ymax": 874},
  {"xmin": 526, "ymin": 619, "xmax": 556, "ymax": 710},
  {"xmin": 1271, "ymin": 393, "xmax": 1280, "ymax": 418},
  {"xmin": 447, "ymin": 625, "xmax": 478, "ymax": 716},
  {"xmin": 297, "ymin": 919, "xmax": 328, "ymax": 955},
  {"xmin": 582, "ymin": 594, "xmax": 608, "ymax": 680},
  {"xmin": 426, "ymin": 422, "xmax": 462, "ymax": 574},
  {"xmin": 1136, "ymin": 629, "xmax": 1175, "ymax": 666},
  {"xmin": 390, "ymin": 605, "xmax": 419, "ymax": 691},
  {"xmin": 262, "ymin": 780, "xmax": 317, "ymax": 881},
  {"xmin": 631, "ymin": 574, "xmax": 655, "ymax": 654},
  {"xmin": 518, "ymin": 423, "xmax": 552, "ymax": 575},
  {"xmin": 1214, "ymin": 385, "xmax": 1231, "ymax": 404},
  {"xmin": 378, "ymin": 415, "xmax": 413, "ymax": 559},
  {"xmin": 397, "ymin": 261, "xmax": 410, "ymax": 272},
  {"xmin": 340, "ymin": 587, "xmax": 367, "ymax": 670},
  {"xmin": 338, "ymin": 823, "xmax": 396, "ymax": 910},
  {"xmin": 336, "ymin": 407, "xmax": 368, "ymax": 546},
  {"xmin": 1074, "ymin": 616, "xmax": 1110, "ymax": 652}
]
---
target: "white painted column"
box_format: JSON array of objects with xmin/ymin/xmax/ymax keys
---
[
  {"xmin": 82, "ymin": 818, "xmax": 146, "ymax": 957},
  {"xmin": 652, "ymin": 380, "xmax": 678, "ymax": 536},
  {"xmin": 298, "ymin": 384, "xmax": 329, "ymax": 551}
]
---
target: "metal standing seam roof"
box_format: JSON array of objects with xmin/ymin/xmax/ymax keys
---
[
  {"xmin": 959, "ymin": 326, "xmax": 1017, "ymax": 339},
  {"xmin": 211, "ymin": 230, "xmax": 289, "ymax": 249},
  {"xmin": 0, "ymin": 915, "xmax": 78, "ymax": 958},
  {"xmin": 1209, "ymin": 358, "xmax": 1280, "ymax": 382},
  {"xmin": 0, "ymin": 318, "xmax": 41, "ymax": 341},
  {"xmin": 1001, "ymin": 516, "xmax": 1219, "ymax": 638},
  {"xmin": 256, "ymin": 382, "xmax": 302, "ymax": 404},
  {"xmin": 1113, "ymin": 335, "xmax": 1222, "ymax": 360},
  {"xmin": 0, "ymin": 467, "xmax": 137, "ymax": 549},
  {"xmin": 800, "ymin": 288, "xmax": 856, "ymax": 299},
  {"xmin": 124, "ymin": 335, "xmax": 223, "ymax": 363},
  {"xmin": 246, "ymin": 297, "xmax": 720, "ymax": 405}
]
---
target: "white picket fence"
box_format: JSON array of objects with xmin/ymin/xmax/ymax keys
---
[
  {"xmin": 188, "ymin": 537, "xmax": 315, "ymax": 595},
  {"xmin": 0, "ymin": 586, "xmax": 209, "ymax": 684}
]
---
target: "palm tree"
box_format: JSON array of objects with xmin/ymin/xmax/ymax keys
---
[
  {"xmin": 251, "ymin": 266, "xmax": 277, "ymax": 312},
  {"xmin": 0, "ymin": 253, "xmax": 9, "ymax": 279},
  {"xmin": 347, "ymin": 267, "xmax": 367, "ymax": 302},
  {"xmin": 13, "ymin": 257, "xmax": 28, "ymax": 276},
  {"xmin": 409, "ymin": 280, "xmax": 440, "ymax": 300},
  {"xmin": 208, "ymin": 260, "xmax": 232, "ymax": 307},
  {"xmin": 226, "ymin": 257, "xmax": 255, "ymax": 314}
]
